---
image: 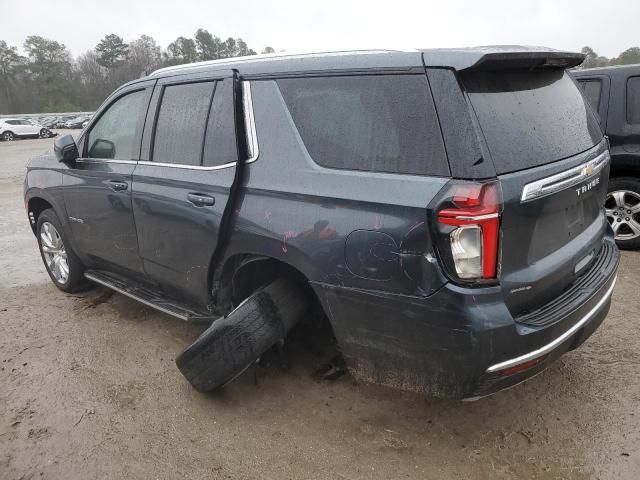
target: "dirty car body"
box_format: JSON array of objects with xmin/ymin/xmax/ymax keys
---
[{"xmin": 24, "ymin": 47, "xmax": 619, "ymax": 399}]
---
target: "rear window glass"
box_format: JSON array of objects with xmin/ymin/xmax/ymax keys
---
[
  {"xmin": 277, "ymin": 75, "xmax": 449, "ymax": 176},
  {"xmin": 153, "ymin": 81, "xmax": 214, "ymax": 166},
  {"xmin": 578, "ymin": 79, "xmax": 602, "ymax": 112},
  {"xmin": 627, "ymin": 76, "xmax": 640, "ymax": 124},
  {"xmin": 463, "ymin": 70, "xmax": 602, "ymax": 174}
]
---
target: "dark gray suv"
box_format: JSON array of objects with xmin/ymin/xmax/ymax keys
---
[{"xmin": 24, "ymin": 47, "xmax": 619, "ymax": 399}]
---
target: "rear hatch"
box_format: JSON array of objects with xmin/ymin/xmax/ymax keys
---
[{"xmin": 461, "ymin": 68, "xmax": 608, "ymax": 317}]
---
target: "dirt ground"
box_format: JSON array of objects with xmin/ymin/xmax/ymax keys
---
[{"xmin": 1, "ymin": 135, "xmax": 639, "ymax": 480}]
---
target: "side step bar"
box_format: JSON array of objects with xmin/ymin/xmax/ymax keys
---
[{"xmin": 84, "ymin": 270, "xmax": 217, "ymax": 323}]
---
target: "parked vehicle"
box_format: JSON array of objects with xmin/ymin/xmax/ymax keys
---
[
  {"xmin": 63, "ymin": 116, "xmax": 88, "ymax": 129},
  {"xmin": 24, "ymin": 47, "xmax": 619, "ymax": 399},
  {"xmin": 572, "ymin": 65, "xmax": 640, "ymax": 248},
  {"xmin": 1, "ymin": 118, "xmax": 52, "ymax": 141}
]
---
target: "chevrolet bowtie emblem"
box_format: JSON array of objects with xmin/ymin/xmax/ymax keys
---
[{"xmin": 585, "ymin": 163, "xmax": 594, "ymax": 176}]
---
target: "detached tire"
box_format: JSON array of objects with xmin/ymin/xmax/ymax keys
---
[{"xmin": 176, "ymin": 278, "xmax": 308, "ymax": 392}]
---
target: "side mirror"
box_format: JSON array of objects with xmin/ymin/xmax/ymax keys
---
[{"xmin": 54, "ymin": 135, "xmax": 79, "ymax": 163}]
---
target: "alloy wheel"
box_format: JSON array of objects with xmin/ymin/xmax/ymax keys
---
[
  {"xmin": 3, "ymin": 131, "xmax": 14, "ymax": 141},
  {"xmin": 605, "ymin": 190, "xmax": 640, "ymax": 241},
  {"xmin": 40, "ymin": 222, "xmax": 69, "ymax": 284}
]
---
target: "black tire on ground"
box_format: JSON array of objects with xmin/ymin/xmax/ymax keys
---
[
  {"xmin": 3, "ymin": 131, "xmax": 15, "ymax": 141},
  {"xmin": 36, "ymin": 208, "xmax": 90, "ymax": 293},
  {"xmin": 176, "ymin": 278, "xmax": 308, "ymax": 392},
  {"xmin": 40, "ymin": 128, "xmax": 50, "ymax": 138},
  {"xmin": 606, "ymin": 177, "xmax": 640, "ymax": 250}
]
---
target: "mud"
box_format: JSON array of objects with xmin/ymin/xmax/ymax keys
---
[{"xmin": 1, "ymin": 136, "xmax": 639, "ymax": 479}]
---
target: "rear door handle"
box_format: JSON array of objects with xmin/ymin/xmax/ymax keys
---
[
  {"xmin": 187, "ymin": 193, "xmax": 215, "ymax": 207},
  {"xmin": 109, "ymin": 180, "xmax": 128, "ymax": 191}
]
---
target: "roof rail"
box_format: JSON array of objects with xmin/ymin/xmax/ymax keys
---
[{"xmin": 148, "ymin": 49, "xmax": 404, "ymax": 77}]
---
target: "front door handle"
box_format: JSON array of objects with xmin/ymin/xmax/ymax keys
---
[
  {"xmin": 187, "ymin": 193, "xmax": 215, "ymax": 207},
  {"xmin": 109, "ymin": 180, "xmax": 128, "ymax": 192}
]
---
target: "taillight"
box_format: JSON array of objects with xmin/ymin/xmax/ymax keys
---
[{"xmin": 433, "ymin": 181, "xmax": 501, "ymax": 282}]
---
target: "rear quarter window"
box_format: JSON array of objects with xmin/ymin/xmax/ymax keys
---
[
  {"xmin": 578, "ymin": 79, "xmax": 602, "ymax": 112},
  {"xmin": 276, "ymin": 75, "xmax": 449, "ymax": 176},
  {"xmin": 627, "ymin": 76, "xmax": 640, "ymax": 124},
  {"xmin": 463, "ymin": 70, "xmax": 602, "ymax": 174}
]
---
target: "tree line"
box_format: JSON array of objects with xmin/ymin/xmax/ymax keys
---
[
  {"xmin": 0, "ymin": 31, "xmax": 275, "ymax": 114},
  {"xmin": 2, "ymin": 38, "xmax": 639, "ymax": 115},
  {"xmin": 579, "ymin": 46, "xmax": 640, "ymax": 69}
]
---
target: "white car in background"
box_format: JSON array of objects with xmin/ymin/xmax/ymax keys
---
[{"xmin": 0, "ymin": 118, "xmax": 53, "ymax": 141}]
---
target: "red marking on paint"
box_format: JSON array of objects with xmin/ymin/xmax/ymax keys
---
[
  {"xmin": 373, "ymin": 214, "xmax": 382, "ymax": 230},
  {"xmin": 282, "ymin": 230, "xmax": 296, "ymax": 253}
]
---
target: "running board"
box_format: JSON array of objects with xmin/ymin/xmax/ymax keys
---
[{"xmin": 84, "ymin": 270, "xmax": 217, "ymax": 323}]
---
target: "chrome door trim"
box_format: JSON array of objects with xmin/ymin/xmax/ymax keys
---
[
  {"xmin": 520, "ymin": 150, "xmax": 610, "ymax": 202},
  {"xmin": 76, "ymin": 158, "xmax": 138, "ymax": 165}
]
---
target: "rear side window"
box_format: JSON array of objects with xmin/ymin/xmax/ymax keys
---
[
  {"xmin": 578, "ymin": 79, "xmax": 602, "ymax": 112},
  {"xmin": 627, "ymin": 76, "xmax": 640, "ymax": 124},
  {"xmin": 276, "ymin": 75, "xmax": 449, "ymax": 176},
  {"xmin": 203, "ymin": 79, "xmax": 238, "ymax": 167},
  {"xmin": 153, "ymin": 82, "xmax": 215, "ymax": 166},
  {"xmin": 463, "ymin": 70, "xmax": 602, "ymax": 174}
]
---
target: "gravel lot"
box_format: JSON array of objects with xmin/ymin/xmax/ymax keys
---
[{"xmin": 1, "ymin": 135, "xmax": 639, "ymax": 480}]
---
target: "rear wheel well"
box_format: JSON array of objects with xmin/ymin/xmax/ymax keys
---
[
  {"xmin": 218, "ymin": 254, "xmax": 334, "ymax": 338},
  {"xmin": 610, "ymin": 161, "xmax": 640, "ymax": 180},
  {"xmin": 27, "ymin": 197, "xmax": 54, "ymax": 233}
]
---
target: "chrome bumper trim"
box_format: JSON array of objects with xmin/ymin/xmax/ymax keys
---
[{"xmin": 486, "ymin": 275, "xmax": 617, "ymax": 373}]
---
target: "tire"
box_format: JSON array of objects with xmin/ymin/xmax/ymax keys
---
[
  {"xmin": 36, "ymin": 208, "xmax": 90, "ymax": 292},
  {"xmin": 605, "ymin": 177, "xmax": 640, "ymax": 250},
  {"xmin": 2, "ymin": 131, "xmax": 15, "ymax": 141},
  {"xmin": 176, "ymin": 278, "xmax": 308, "ymax": 392},
  {"xmin": 40, "ymin": 128, "xmax": 51, "ymax": 138}
]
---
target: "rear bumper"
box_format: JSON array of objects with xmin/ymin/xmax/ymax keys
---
[{"xmin": 312, "ymin": 236, "xmax": 619, "ymax": 399}]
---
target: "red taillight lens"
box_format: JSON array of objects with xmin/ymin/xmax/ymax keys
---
[{"xmin": 435, "ymin": 182, "xmax": 501, "ymax": 281}]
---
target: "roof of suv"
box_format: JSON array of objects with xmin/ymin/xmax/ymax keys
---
[{"xmin": 148, "ymin": 46, "xmax": 585, "ymax": 79}]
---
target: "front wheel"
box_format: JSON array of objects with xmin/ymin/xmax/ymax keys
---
[
  {"xmin": 2, "ymin": 131, "xmax": 15, "ymax": 141},
  {"xmin": 605, "ymin": 177, "xmax": 640, "ymax": 249},
  {"xmin": 40, "ymin": 128, "xmax": 51, "ymax": 138},
  {"xmin": 36, "ymin": 208, "xmax": 90, "ymax": 292}
]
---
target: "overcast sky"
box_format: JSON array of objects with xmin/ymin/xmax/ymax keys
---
[{"xmin": 0, "ymin": 0, "xmax": 637, "ymax": 59}]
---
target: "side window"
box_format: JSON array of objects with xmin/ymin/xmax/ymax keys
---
[
  {"xmin": 627, "ymin": 76, "xmax": 640, "ymax": 125},
  {"xmin": 578, "ymin": 79, "xmax": 602, "ymax": 112},
  {"xmin": 152, "ymin": 81, "xmax": 215, "ymax": 166},
  {"xmin": 203, "ymin": 79, "xmax": 238, "ymax": 167},
  {"xmin": 87, "ymin": 89, "xmax": 148, "ymax": 160},
  {"xmin": 276, "ymin": 75, "xmax": 448, "ymax": 176},
  {"xmin": 6, "ymin": 120, "xmax": 17, "ymax": 125}
]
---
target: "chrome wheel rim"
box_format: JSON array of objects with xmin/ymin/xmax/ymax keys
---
[
  {"xmin": 605, "ymin": 190, "xmax": 640, "ymax": 241},
  {"xmin": 40, "ymin": 222, "xmax": 69, "ymax": 284}
]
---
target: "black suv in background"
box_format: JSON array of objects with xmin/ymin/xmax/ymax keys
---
[
  {"xmin": 573, "ymin": 65, "xmax": 640, "ymax": 248},
  {"xmin": 24, "ymin": 47, "xmax": 619, "ymax": 399}
]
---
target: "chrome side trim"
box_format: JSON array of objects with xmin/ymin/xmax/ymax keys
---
[
  {"xmin": 520, "ymin": 150, "xmax": 610, "ymax": 203},
  {"xmin": 243, "ymin": 80, "xmax": 259, "ymax": 163},
  {"xmin": 76, "ymin": 158, "xmax": 138, "ymax": 165},
  {"xmin": 84, "ymin": 272, "xmax": 189, "ymax": 321},
  {"xmin": 136, "ymin": 159, "xmax": 237, "ymax": 170},
  {"xmin": 486, "ymin": 276, "xmax": 616, "ymax": 373}
]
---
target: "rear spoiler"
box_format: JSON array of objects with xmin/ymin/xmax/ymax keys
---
[{"xmin": 421, "ymin": 46, "xmax": 585, "ymax": 71}]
